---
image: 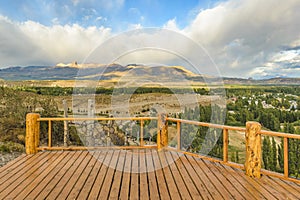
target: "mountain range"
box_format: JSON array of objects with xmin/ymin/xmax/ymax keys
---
[{"xmin": 0, "ymin": 63, "xmax": 299, "ymax": 85}]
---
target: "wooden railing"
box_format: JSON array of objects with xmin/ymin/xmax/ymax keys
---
[
  {"xmin": 166, "ymin": 117, "xmax": 247, "ymax": 170},
  {"xmin": 36, "ymin": 115, "xmax": 158, "ymax": 151},
  {"xmin": 258, "ymin": 129, "xmax": 300, "ymax": 182},
  {"xmin": 25, "ymin": 113, "xmax": 300, "ymax": 183}
]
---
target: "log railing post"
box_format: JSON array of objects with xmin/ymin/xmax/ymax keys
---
[
  {"xmin": 245, "ymin": 121, "xmax": 261, "ymax": 178},
  {"xmin": 177, "ymin": 121, "xmax": 181, "ymax": 151},
  {"xmin": 48, "ymin": 120, "xmax": 52, "ymax": 147},
  {"xmin": 283, "ymin": 137, "xmax": 289, "ymax": 177},
  {"xmin": 63, "ymin": 100, "xmax": 69, "ymax": 147},
  {"xmin": 26, "ymin": 113, "xmax": 40, "ymax": 154},
  {"xmin": 87, "ymin": 99, "xmax": 95, "ymax": 146},
  {"xmin": 140, "ymin": 119, "xmax": 144, "ymax": 146},
  {"xmin": 157, "ymin": 113, "xmax": 168, "ymax": 150},
  {"xmin": 223, "ymin": 128, "xmax": 229, "ymax": 163}
]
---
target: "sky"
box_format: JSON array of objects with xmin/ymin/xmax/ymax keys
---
[{"xmin": 0, "ymin": 0, "xmax": 299, "ymax": 79}]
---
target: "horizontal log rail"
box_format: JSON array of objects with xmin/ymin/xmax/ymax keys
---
[
  {"xmin": 166, "ymin": 117, "xmax": 300, "ymax": 183},
  {"xmin": 259, "ymin": 129, "xmax": 300, "ymax": 139},
  {"xmin": 167, "ymin": 117, "xmax": 247, "ymax": 131},
  {"xmin": 166, "ymin": 117, "xmax": 245, "ymax": 164},
  {"xmin": 37, "ymin": 145, "xmax": 157, "ymax": 151},
  {"xmin": 38, "ymin": 116, "xmax": 158, "ymax": 150},
  {"xmin": 25, "ymin": 113, "xmax": 300, "ymax": 184},
  {"xmin": 258, "ymin": 130, "xmax": 300, "ymax": 181},
  {"xmin": 38, "ymin": 117, "xmax": 157, "ymax": 121}
]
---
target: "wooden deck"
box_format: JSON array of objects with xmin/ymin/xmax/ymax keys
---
[{"xmin": 0, "ymin": 149, "xmax": 300, "ymax": 200}]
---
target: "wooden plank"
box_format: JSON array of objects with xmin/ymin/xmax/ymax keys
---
[
  {"xmin": 138, "ymin": 149, "xmax": 149, "ymax": 200},
  {"xmin": 151, "ymin": 150, "xmax": 170, "ymax": 200},
  {"xmin": 98, "ymin": 150, "xmax": 121, "ymax": 199},
  {"xmin": 88, "ymin": 150, "xmax": 114, "ymax": 198},
  {"xmin": 185, "ymin": 155, "xmax": 223, "ymax": 199},
  {"xmin": 1, "ymin": 149, "xmax": 300, "ymax": 200},
  {"xmin": 109, "ymin": 150, "xmax": 126, "ymax": 199},
  {"xmin": 145, "ymin": 149, "xmax": 160, "ymax": 200},
  {"xmin": 46, "ymin": 151, "xmax": 89, "ymax": 199},
  {"xmin": 191, "ymin": 156, "xmax": 234, "ymax": 199},
  {"xmin": 66, "ymin": 151, "xmax": 100, "ymax": 200},
  {"xmin": 9, "ymin": 151, "xmax": 72, "ymax": 199},
  {"xmin": 163, "ymin": 151, "xmax": 192, "ymax": 200},
  {"xmin": 214, "ymin": 162, "xmax": 258, "ymax": 199},
  {"xmin": 157, "ymin": 151, "xmax": 181, "ymax": 200},
  {"xmin": 231, "ymin": 167, "xmax": 278, "ymax": 199},
  {"xmin": 221, "ymin": 163, "xmax": 271, "ymax": 199},
  {"xmin": 33, "ymin": 151, "xmax": 82, "ymax": 199},
  {"xmin": 252, "ymin": 175, "xmax": 296, "ymax": 199},
  {"xmin": 76, "ymin": 151, "xmax": 108, "ymax": 199},
  {"xmin": 261, "ymin": 175, "xmax": 300, "ymax": 200},
  {"xmin": 0, "ymin": 151, "xmax": 54, "ymax": 196},
  {"xmin": 129, "ymin": 149, "xmax": 139, "ymax": 200},
  {"xmin": 55, "ymin": 151, "xmax": 93, "ymax": 199},
  {"xmin": 201, "ymin": 159, "xmax": 247, "ymax": 199},
  {"xmin": 0, "ymin": 152, "xmax": 49, "ymax": 184},
  {"xmin": 169, "ymin": 152, "xmax": 201, "ymax": 199},
  {"xmin": 119, "ymin": 150, "xmax": 132, "ymax": 200},
  {"xmin": 177, "ymin": 153, "xmax": 213, "ymax": 199},
  {"xmin": 275, "ymin": 178, "xmax": 300, "ymax": 197},
  {"xmin": 0, "ymin": 153, "xmax": 27, "ymax": 173},
  {"xmin": 279, "ymin": 179, "xmax": 300, "ymax": 193}
]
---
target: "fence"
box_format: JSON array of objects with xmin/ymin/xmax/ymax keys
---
[{"xmin": 25, "ymin": 113, "xmax": 300, "ymax": 183}]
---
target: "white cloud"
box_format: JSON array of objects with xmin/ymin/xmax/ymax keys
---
[
  {"xmin": 183, "ymin": 0, "xmax": 300, "ymax": 78},
  {"xmin": 51, "ymin": 18, "xmax": 60, "ymax": 25},
  {"xmin": 163, "ymin": 18, "xmax": 180, "ymax": 32},
  {"xmin": 128, "ymin": 23, "xmax": 143, "ymax": 30},
  {"xmin": 0, "ymin": 0, "xmax": 299, "ymax": 79},
  {"xmin": 0, "ymin": 16, "xmax": 111, "ymax": 67},
  {"xmin": 272, "ymin": 50, "xmax": 299, "ymax": 63}
]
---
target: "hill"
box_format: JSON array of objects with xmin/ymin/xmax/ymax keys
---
[{"xmin": 0, "ymin": 63, "xmax": 299, "ymax": 85}]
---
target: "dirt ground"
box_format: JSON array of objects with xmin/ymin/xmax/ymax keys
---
[{"xmin": 56, "ymin": 93, "xmax": 225, "ymax": 117}]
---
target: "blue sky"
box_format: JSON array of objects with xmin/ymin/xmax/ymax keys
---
[
  {"xmin": 0, "ymin": 0, "xmax": 215, "ymax": 29},
  {"xmin": 0, "ymin": 0, "xmax": 299, "ymax": 78}
]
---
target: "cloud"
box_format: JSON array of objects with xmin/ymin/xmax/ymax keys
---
[
  {"xmin": 163, "ymin": 18, "xmax": 180, "ymax": 32},
  {"xmin": 128, "ymin": 23, "xmax": 143, "ymax": 30},
  {"xmin": 183, "ymin": 0, "xmax": 300, "ymax": 78},
  {"xmin": 0, "ymin": 0, "xmax": 299, "ymax": 79},
  {"xmin": 0, "ymin": 16, "xmax": 111, "ymax": 67}
]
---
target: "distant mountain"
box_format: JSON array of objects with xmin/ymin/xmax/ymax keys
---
[
  {"xmin": 0, "ymin": 63, "xmax": 206, "ymax": 82},
  {"xmin": 0, "ymin": 63, "xmax": 299, "ymax": 85}
]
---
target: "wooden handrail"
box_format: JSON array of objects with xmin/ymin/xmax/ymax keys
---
[
  {"xmin": 166, "ymin": 117, "xmax": 300, "ymax": 181},
  {"xmin": 42, "ymin": 116, "xmax": 157, "ymax": 148},
  {"xmin": 26, "ymin": 113, "xmax": 300, "ymax": 183},
  {"xmin": 38, "ymin": 117, "xmax": 157, "ymax": 121},
  {"xmin": 167, "ymin": 117, "xmax": 246, "ymax": 131},
  {"xmin": 259, "ymin": 129, "xmax": 300, "ymax": 139}
]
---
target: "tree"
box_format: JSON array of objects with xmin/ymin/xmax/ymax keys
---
[
  {"xmin": 277, "ymin": 141, "xmax": 284, "ymax": 172},
  {"xmin": 271, "ymin": 137, "xmax": 277, "ymax": 171},
  {"xmin": 262, "ymin": 136, "xmax": 271, "ymax": 170}
]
